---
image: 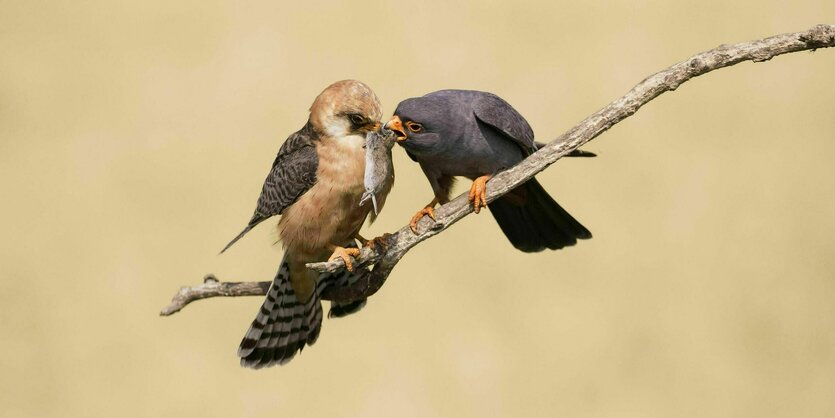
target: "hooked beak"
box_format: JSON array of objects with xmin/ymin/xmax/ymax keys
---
[{"xmin": 384, "ymin": 115, "xmax": 408, "ymax": 142}]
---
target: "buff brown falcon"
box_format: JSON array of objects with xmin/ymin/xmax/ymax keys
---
[
  {"xmin": 222, "ymin": 80, "xmax": 392, "ymax": 368},
  {"xmin": 385, "ymin": 89, "xmax": 592, "ymax": 252}
]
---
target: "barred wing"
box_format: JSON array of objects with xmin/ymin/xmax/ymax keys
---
[{"xmin": 220, "ymin": 128, "xmax": 318, "ymax": 253}]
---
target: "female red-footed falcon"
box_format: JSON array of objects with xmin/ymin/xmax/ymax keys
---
[{"xmin": 222, "ymin": 80, "xmax": 392, "ymax": 368}]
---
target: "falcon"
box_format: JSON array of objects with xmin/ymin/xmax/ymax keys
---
[
  {"xmin": 222, "ymin": 80, "xmax": 392, "ymax": 368},
  {"xmin": 384, "ymin": 89, "xmax": 592, "ymax": 252}
]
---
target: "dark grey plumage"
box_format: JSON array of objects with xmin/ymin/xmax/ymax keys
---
[
  {"xmin": 220, "ymin": 122, "xmax": 319, "ymax": 254},
  {"xmin": 389, "ymin": 89, "xmax": 592, "ymax": 252}
]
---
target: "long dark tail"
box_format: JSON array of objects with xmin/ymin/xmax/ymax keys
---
[
  {"xmin": 237, "ymin": 247, "xmax": 369, "ymax": 368},
  {"xmin": 488, "ymin": 178, "xmax": 591, "ymax": 252}
]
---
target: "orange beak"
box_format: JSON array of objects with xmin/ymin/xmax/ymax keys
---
[{"xmin": 384, "ymin": 115, "xmax": 408, "ymax": 141}]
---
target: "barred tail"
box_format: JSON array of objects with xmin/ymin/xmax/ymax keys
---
[
  {"xmin": 237, "ymin": 257, "xmax": 323, "ymax": 369},
  {"xmin": 237, "ymin": 244, "xmax": 371, "ymax": 368}
]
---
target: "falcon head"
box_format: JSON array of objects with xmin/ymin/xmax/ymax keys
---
[
  {"xmin": 309, "ymin": 80, "xmax": 383, "ymax": 138},
  {"xmin": 384, "ymin": 95, "xmax": 458, "ymax": 157}
]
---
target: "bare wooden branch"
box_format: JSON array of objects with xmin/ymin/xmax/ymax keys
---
[
  {"xmin": 160, "ymin": 275, "xmax": 271, "ymax": 316},
  {"xmin": 161, "ymin": 24, "xmax": 835, "ymax": 316}
]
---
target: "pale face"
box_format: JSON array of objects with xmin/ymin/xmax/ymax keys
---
[{"xmin": 309, "ymin": 80, "xmax": 382, "ymax": 138}]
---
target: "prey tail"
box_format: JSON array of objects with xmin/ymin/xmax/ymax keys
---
[
  {"xmin": 238, "ymin": 255, "xmax": 324, "ymax": 368},
  {"xmin": 220, "ymin": 213, "xmax": 267, "ymax": 254},
  {"xmin": 359, "ymin": 192, "xmax": 380, "ymax": 216},
  {"xmin": 487, "ymin": 178, "xmax": 591, "ymax": 252}
]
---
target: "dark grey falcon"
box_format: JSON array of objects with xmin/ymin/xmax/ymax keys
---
[{"xmin": 384, "ymin": 89, "xmax": 593, "ymax": 252}]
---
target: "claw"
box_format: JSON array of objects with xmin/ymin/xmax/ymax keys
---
[
  {"xmin": 409, "ymin": 206, "xmax": 436, "ymax": 233},
  {"xmin": 468, "ymin": 175, "xmax": 491, "ymax": 214},
  {"xmin": 328, "ymin": 246, "xmax": 361, "ymax": 272}
]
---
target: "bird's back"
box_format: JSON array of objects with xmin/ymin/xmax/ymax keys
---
[{"xmin": 419, "ymin": 90, "xmax": 532, "ymax": 178}]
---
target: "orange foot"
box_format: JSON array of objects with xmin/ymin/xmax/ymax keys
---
[
  {"xmin": 410, "ymin": 206, "xmax": 436, "ymax": 233},
  {"xmin": 328, "ymin": 246, "xmax": 361, "ymax": 272},
  {"xmin": 468, "ymin": 175, "xmax": 491, "ymax": 214}
]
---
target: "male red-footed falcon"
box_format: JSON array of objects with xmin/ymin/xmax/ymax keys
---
[
  {"xmin": 385, "ymin": 90, "xmax": 591, "ymax": 252},
  {"xmin": 222, "ymin": 80, "xmax": 392, "ymax": 368}
]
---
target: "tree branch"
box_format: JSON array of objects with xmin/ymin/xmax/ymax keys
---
[
  {"xmin": 161, "ymin": 24, "xmax": 835, "ymax": 316},
  {"xmin": 160, "ymin": 275, "xmax": 271, "ymax": 316}
]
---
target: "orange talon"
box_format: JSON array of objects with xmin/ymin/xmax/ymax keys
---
[
  {"xmin": 328, "ymin": 246, "xmax": 361, "ymax": 272},
  {"xmin": 468, "ymin": 175, "xmax": 491, "ymax": 214},
  {"xmin": 409, "ymin": 206, "xmax": 436, "ymax": 233}
]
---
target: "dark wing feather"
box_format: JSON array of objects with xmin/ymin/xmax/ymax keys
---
[
  {"xmin": 220, "ymin": 124, "xmax": 318, "ymax": 253},
  {"xmin": 472, "ymin": 93, "xmax": 537, "ymax": 155},
  {"xmin": 256, "ymin": 129, "xmax": 318, "ymax": 218}
]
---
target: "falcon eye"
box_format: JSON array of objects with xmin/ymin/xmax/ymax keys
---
[
  {"xmin": 405, "ymin": 122, "xmax": 423, "ymax": 133},
  {"xmin": 349, "ymin": 114, "xmax": 365, "ymax": 125}
]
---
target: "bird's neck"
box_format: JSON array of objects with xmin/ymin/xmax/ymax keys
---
[{"xmin": 316, "ymin": 134, "xmax": 366, "ymax": 193}]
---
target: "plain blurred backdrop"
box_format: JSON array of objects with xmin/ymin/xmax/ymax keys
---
[{"xmin": 2, "ymin": 1, "xmax": 834, "ymax": 417}]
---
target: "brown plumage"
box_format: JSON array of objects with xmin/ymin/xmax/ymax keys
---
[{"xmin": 223, "ymin": 80, "xmax": 391, "ymax": 368}]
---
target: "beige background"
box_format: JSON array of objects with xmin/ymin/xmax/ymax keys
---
[{"xmin": 2, "ymin": 1, "xmax": 834, "ymax": 417}]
